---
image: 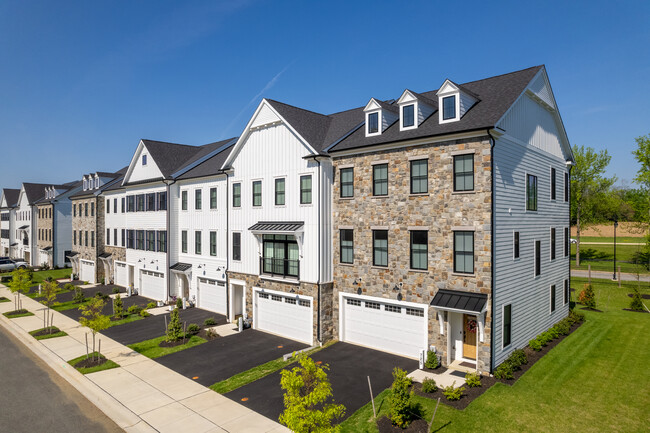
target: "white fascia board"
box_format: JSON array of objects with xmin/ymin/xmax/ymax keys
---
[
  {"xmin": 170, "ymin": 137, "xmax": 237, "ymax": 179},
  {"xmin": 436, "ymin": 79, "xmax": 459, "ymax": 96},
  {"xmin": 396, "ymin": 90, "xmax": 417, "ymax": 105},
  {"xmin": 121, "ymin": 140, "xmax": 146, "ymax": 186},
  {"xmin": 364, "ymin": 98, "xmax": 383, "ymax": 112},
  {"xmin": 222, "ymin": 99, "xmax": 318, "ymax": 170}
]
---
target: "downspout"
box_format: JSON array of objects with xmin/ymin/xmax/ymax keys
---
[
  {"xmin": 487, "ymin": 130, "xmax": 496, "ymax": 375},
  {"xmin": 307, "ymin": 155, "xmax": 323, "ymax": 344},
  {"xmin": 164, "ymin": 179, "xmax": 176, "ymax": 300},
  {"xmin": 225, "ymin": 171, "xmax": 230, "ymax": 322},
  {"xmin": 52, "ymin": 203, "xmax": 56, "ymax": 268}
]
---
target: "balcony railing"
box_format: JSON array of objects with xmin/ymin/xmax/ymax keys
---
[{"xmin": 260, "ymin": 257, "xmax": 300, "ymax": 280}]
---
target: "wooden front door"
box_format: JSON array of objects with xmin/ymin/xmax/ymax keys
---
[{"xmin": 463, "ymin": 314, "xmax": 477, "ymax": 360}]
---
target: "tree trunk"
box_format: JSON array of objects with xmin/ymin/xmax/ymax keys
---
[
  {"xmin": 92, "ymin": 333, "xmax": 96, "ymax": 361},
  {"xmin": 576, "ymin": 208, "xmax": 581, "ymax": 267}
]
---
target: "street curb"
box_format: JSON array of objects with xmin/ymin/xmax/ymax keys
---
[{"xmin": 0, "ymin": 296, "xmax": 158, "ymax": 432}]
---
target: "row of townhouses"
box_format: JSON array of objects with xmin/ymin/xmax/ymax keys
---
[{"xmin": 0, "ymin": 65, "xmax": 573, "ymax": 372}]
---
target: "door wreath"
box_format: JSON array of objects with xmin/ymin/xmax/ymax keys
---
[{"xmin": 466, "ymin": 319, "xmax": 478, "ymax": 333}]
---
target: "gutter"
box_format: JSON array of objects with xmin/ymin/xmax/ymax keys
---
[
  {"xmin": 306, "ymin": 155, "xmax": 323, "ymax": 343},
  {"xmin": 225, "ymin": 171, "xmax": 230, "ymax": 322},
  {"xmin": 163, "ymin": 178, "xmax": 176, "ymax": 300},
  {"xmin": 487, "ymin": 129, "xmax": 496, "ymax": 374}
]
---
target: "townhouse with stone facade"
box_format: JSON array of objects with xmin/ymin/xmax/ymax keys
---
[
  {"xmin": 325, "ymin": 66, "xmax": 572, "ymax": 372},
  {"xmin": 102, "ymin": 174, "xmax": 128, "ymax": 287},
  {"xmin": 68, "ymin": 171, "xmax": 125, "ymax": 283},
  {"xmin": 1, "ymin": 189, "xmax": 20, "ymax": 258},
  {"xmin": 13, "ymin": 183, "xmax": 57, "ymax": 266},
  {"xmin": 34, "ymin": 182, "xmax": 81, "ymax": 268}
]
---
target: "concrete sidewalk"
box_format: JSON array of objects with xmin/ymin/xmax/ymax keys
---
[
  {"xmin": 571, "ymin": 269, "xmax": 650, "ymax": 282},
  {"xmin": 0, "ymin": 284, "xmax": 288, "ymax": 433}
]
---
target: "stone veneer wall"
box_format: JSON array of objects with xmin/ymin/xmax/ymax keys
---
[
  {"xmin": 227, "ymin": 271, "xmax": 332, "ymax": 344},
  {"xmin": 104, "ymin": 246, "xmax": 126, "ymax": 284},
  {"xmin": 331, "ymin": 136, "xmax": 493, "ymax": 372},
  {"xmin": 71, "ymin": 198, "xmax": 99, "ymax": 278},
  {"xmin": 36, "ymin": 204, "xmax": 53, "ymax": 267}
]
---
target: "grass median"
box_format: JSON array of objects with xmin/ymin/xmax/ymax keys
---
[{"xmin": 128, "ymin": 335, "xmax": 206, "ymax": 359}]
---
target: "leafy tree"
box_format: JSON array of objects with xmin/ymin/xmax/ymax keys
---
[
  {"xmin": 165, "ymin": 307, "xmax": 183, "ymax": 342},
  {"xmin": 389, "ymin": 367, "xmax": 413, "ymax": 428},
  {"xmin": 79, "ymin": 297, "xmax": 110, "ymax": 361},
  {"xmin": 7, "ymin": 268, "xmax": 31, "ymax": 311},
  {"xmin": 279, "ymin": 355, "xmax": 345, "ymax": 433},
  {"xmin": 40, "ymin": 279, "xmax": 59, "ymax": 333},
  {"xmin": 629, "ymin": 288, "xmax": 644, "ymax": 311},
  {"xmin": 633, "ymin": 134, "xmax": 650, "ymax": 259},
  {"xmin": 571, "ymin": 145, "xmax": 617, "ymax": 265},
  {"xmin": 113, "ymin": 294, "xmax": 124, "ymax": 319}
]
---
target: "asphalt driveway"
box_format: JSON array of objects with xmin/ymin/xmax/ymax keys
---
[
  {"xmin": 101, "ymin": 307, "xmax": 225, "ymax": 345},
  {"xmin": 156, "ymin": 329, "xmax": 309, "ymax": 387},
  {"xmin": 225, "ymin": 342, "xmax": 419, "ymax": 422}
]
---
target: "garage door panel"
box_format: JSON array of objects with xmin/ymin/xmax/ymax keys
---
[
  {"xmin": 256, "ymin": 292, "xmax": 312, "ymax": 344},
  {"xmin": 342, "ymin": 296, "xmax": 426, "ymax": 359},
  {"xmin": 198, "ymin": 279, "xmax": 226, "ymax": 314},
  {"xmin": 80, "ymin": 260, "xmax": 95, "ymax": 284},
  {"xmin": 140, "ymin": 270, "xmax": 164, "ymax": 300},
  {"xmin": 114, "ymin": 263, "xmax": 127, "ymax": 287}
]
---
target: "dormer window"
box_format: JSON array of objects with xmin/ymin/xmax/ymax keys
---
[
  {"xmin": 83, "ymin": 179, "xmax": 87, "ymax": 190},
  {"xmin": 368, "ymin": 112, "xmax": 379, "ymax": 134},
  {"xmin": 142, "ymin": 154, "xmax": 147, "ymax": 166},
  {"xmin": 402, "ymin": 104, "xmax": 415, "ymax": 128},
  {"xmin": 442, "ymin": 96, "xmax": 457, "ymax": 120}
]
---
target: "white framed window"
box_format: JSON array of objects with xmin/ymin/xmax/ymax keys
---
[
  {"xmin": 366, "ymin": 111, "xmax": 380, "ymax": 136},
  {"xmin": 401, "ymin": 103, "xmax": 416, "ymax": 130},
  {"xmin": 142, "ymin": 154, "xmax": 147, "ymax": 165}
]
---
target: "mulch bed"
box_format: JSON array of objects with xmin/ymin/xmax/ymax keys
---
[
  {"xmin": 627, "ymin": 293, "xmax": 650, "ymax": 299},
  {"xmin": 31, "ymin": 326, "xmax": 61, "ymax": 337},
  {"xmin": 196, "ymin": 328, "xmax": 220, "ymax": 340},
  {"xmin": 377, "ymin": 416, "xmax": 429, "ymax": 433},
  {"xmin": 411, "ymin": 376, "xmax": 498, "ymax": 411},
  {"xmin": 75, "ymin": 355, "xmax": 110, "ymax": 369},
  {"xmin": 622, "ymin": 308, "xmax": 649, "ymax": 313},
  {"xmin": 5, "ymin": 309, "xmax": 30, "ymax": 316},
  {"xmin": 0, "ymin": 296, "xmax": 10, "ymax": 302},
  {"xmin": 159, "ymin": 338, "xmax": 193, "ymax": 348}
]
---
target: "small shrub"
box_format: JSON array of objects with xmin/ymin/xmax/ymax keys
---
[
  {"xmin": 73, "ymin": 288, "xmax": 85, "ymax": 304},
  {"xmin": 630, "ymin": 289, "xmax": 644, "ymax": 311},
  {"xmin": 54, "ymin": 265, "xmax": 59, "ymax": 270},
  {"xmin": 95, "ymin": 291, "xmax": 109, "ymax": 301},
  {"xmin": 494, "ymin": 362, "xmax": 514, "ymax": 379},
  {"xmin": 421, "ymin": 378, "xmax": 437, "ymax": 393},
  {"xmin": 555, "ymin": 319, "xmax": 571, "ymax": 335},
  {"xmin": 176, "ymin": 297, "xmax": 183, "ymax": 309},
  {"xmin": 113, "ymin": 294, "xmax": 124, "ymax": 319},
  {"xmin": 64, "ymin": 283, "xmax": 74, "ymax": 291},
  {"xmin": 127, "ymin": 305, "xmax": 143, "ymax": 315},
  {"xmin": 569, "ymin": 309, "xmax": 585, "ymax": 323},
  {"xmin": 204, "ymin": 317, "xmax": 217, "ymax": 327},
  {"xmin": 112, "ymin": 287, "xmax": 120, "ymax": 294},
  {"xmin": 424, "ymin": 350, "xmax": 439, "ymax": 369},
  {"xmin": 389, "ymin": 367, "xmax": 413, "ymax": 428},
  {"xmin": 509, "ymin": 349, "xmax": 527, "ymax": 368},
  {"xmin": 100, "ymin": 277, "xmax": 105, "ymax": 285},
  {"xmin": 166, "ymin": 307, "xmax": 183, "ymax": 342},
  {"xmin": 578, "ymin": 284, "xmax": 596, "ymax": 309},
  {"xmin": 465, "ymin": 372, "xmax": 481, "ymax": 388},
  {"xmin": 206, "ymin": 328, "xmax": 217, "ymax": 339},
  {"xmin": 442, "ymin": 382, "xmax": 465, "ymax": 401},
  {"xmin": 187, "ymin": 323, "xmax": 201, "ymax": 335},
  {"xmin": 529, "ymin": 338, "xmax": 542, "ymax": 351},
  {"xmin": 537, "ymin": 332, "xmax": 552, "ymax": 346},
  {"xmin": 82, "ymin": 281, "xmax": 89, "ymax": 285},
  {"xmin": 146, "ymin": 302, "xmax": 156, "ymax": 309},
  {"xmin": 547, "ymin": 327, "xmax": 559, "ymax": 340},
  {"xmin": 139, "ymin": 309, "xmax": 150, "ymax": 318}
]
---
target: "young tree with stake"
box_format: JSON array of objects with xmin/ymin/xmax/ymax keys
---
[
  {"xmin": 7, "ymin": 268, "xmax": 31, "ymax": 312},
  {"xmin": 40, "ymin": 279, "xmax": 59, "ymax": 333},
  {"xmin": 79, "ymin": 297, "xmax": 110, "ymax": 362}
]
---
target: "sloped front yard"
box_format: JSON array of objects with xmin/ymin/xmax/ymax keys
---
[{"xmin": 342, "ymin": 277, "xmax": 650, "ymax": 432}]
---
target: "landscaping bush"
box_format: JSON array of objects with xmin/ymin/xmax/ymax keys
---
[
  {"xmin": 176, "ymin": 297, "xmax": 183, "ymax": 309},
  {"xmin": 465, "ymin": 372, "xmax": 481, "ymax": 388},
  {"xmin": 187, "ymin": 323, "xmax": 201, "ymax": 335},
  {"xmin": 442, "ymin": 382, "xmax": 465, "ymax": 401},
  {"xmin": 388, "ymin": 367, "xmax": 413, "ymax": 428},
  {"xmin": 529, "ymin": 338, "xmax": 542, "ymax": 351},
  {"xmin": 555, "ymin": 319, "xmax": 571, "ymax": 335},
  {"xmin": 112, "ymin": 287, "xmax": 120, "ymax": 294},
  {"xmin": 95, "ymin": 291, "xmax": 109, "ymax": 301},
  {"xmin": 204, "ymin": 317, "xmax": 217, "ymax": 326},
  {"xmin": 578, "ymin": 284, "xmax": 597, "ymax": 309},
  {"xmin": 547, "ymin": 327, "xmax": 560, "ymax": 340},
  {"xmin": 569, "ymin": 309, "xmax": 585, "ymax": 323},
  {"xmin": 139, "ymin": 309, "xmax": 150, "ymax": 318},
  {"xmin": 73, "ymin": 288, "xmax": 85, "ymax": 304},
  {"xmin": 166, "ymin": 307, "xmax": 183, "ymax": 342},
  {"xmin": 113, "ymin": 294, "xmax": 124, "ymax": 319},
  {"xmin": 630, "ymin": 288, "xmax": 645, "ymax": 311},
  {"xmin": 508, "ymin": 349, "xmax": 528, "ymax": 368},
  {"xmin": 64, "ymin": 283, "xmax": 74, "ymax": 291},
  {"xmin": 146, "ymin": 302, "xmax": 156, "ymax": 309},
  {"xmin": 424, "ymin": 349, "xmax": 439, "ymax": 369},
  {"xmin": 127, "ymin": 305, "xmax": 142, "ymax": 315},
  {"xmin": 537, "ymin": 331, "xmax": 552, "ymax": 346},
  {"xmin": 494, "ymin": 362, "xmax": 514, "ymax": 379},
  {"xmin": 421, "ymin": 378, "xmax": 437, "ymax": 393}
]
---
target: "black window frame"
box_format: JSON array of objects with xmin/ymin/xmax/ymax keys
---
[
  {"xmin": 550, "ymin": 284, "xmax": 556, "ymax": 313},
  {"xmin": 442, "ymin": 95, "xmax": 456, "ymax": 120},
  {"xmin": 252, "ymin": 181, "xmax": 262, "ymax": 207},
  {"xmin": 368, "ymin": 112, "xmax": 379, "ymax": 134},
  {"xmin": 503, "ymin": 304, "xmax": 512, "ymax": 347},
  {"xmin": 181, "ymin": 190, "xmax": 188, "ymax": 211},
  {"xmin": 372, "ymin": 230, "xmax": 388, "ymax": 267},
  {"xmin": 300, "ymin": 175, "xmax": 312, "ymax": 204},
  {"xmin": 514, "ymin": 231, "xmax": 520, "ymax": 259},
  {"xmin": 195, "ymin": 231, "xmax": 202, "ymax": 255},
  {"xmin": 550, "ymin": 167, "xmax": 556, "ymax": 200},
  {"xmin": 372, "ymin": 163, "xmax": 388, "ymax": 196},
  {"xmin": 106, "ymin": 228, "xmax": 110, "ymax": 245},
  {"xmin": 106, "ymin": 199, "xmax": 110, "ymax": 214},
  {"xmin": 339, "ymin": 229, "xmax": 353, "ymax": 264},
  {"xmin": 136, "ymin": 194, "xmax": 145, "ymax": 212},
  {"xmin": 340, "ymin": 167, "xmax": 354, "ymax": 198},
  {"xmin": 210, "ymin": 231, "xmax": 217, "ymax": 256},
  {"xmin": 564, "ymin": 227, "xmax": 569, "ymax": 257},
  {"xmin": 136, "ymin": 230, "xmax": 144, "ymax": 250},
  {"xmin": 146, "ymin": 230, "xmax": 156, "ymax": 252},
  {"xmin": 157, "ymin": 191, "xmax": 167, "ymax": 211},
  {"xmin": 550, "ymin": 228, "xmax": 556, "ymax": 260},
  {"xmin": 181, "ymin": 230, "xmax": 187, "ymax": 254},
  {"xmin": 453, "ymin": 231, "xmax": 474, "ymax": 274},
  {"xmin": 157, "ymin": 230, "xmax": 167, "ymax": 253},
  {"xmin": 410, "ymin": 159, "xmax": 428, "ymax": 194},
  {"xmin": 535, "ymin": 240, "xmax": 541, "ymax": 276},
  {"xmin": 146, "ymin": 193, "xmax": 155, "ymax": 211},
  {"xmin": 564, "ymin": 172, "xmax": 569, "ymax": 202},
  {"xmin": 564, "ymin": 279, "xmax": 569, "ymax": 305},
  {"xmin": 195, "ymin": 189, "xmax": 202, "ymax": 210},
  {"xmin": 232, "ymin": 232, "xmax": 241, "ymax": 261},
  {"xmin": 121, "ymin": 197, "xmax": 125, "ymax": 213},
  {"xmin": 209, "ymin": 187, "xmax": 217, "ymax": 209},
  {"xmin": 232, "ymin": 183, "xmax": 241, "ymax": 208},
  {"xmin": 402, "ymin": 104, "xmax": 415, "ymax": 128},
  {"xmin": 127, "ymin": 196, "xmax": 134, "ymax": 212},
  {"xmin": 453, "ymin": 154, "xmax": 474, "ymax": 192},
  {"xmin": 410, "ymin": 230, "xmax": 428, "ymax": 270},
  {"xmin": 527, "ymin": 174, "xmax": 538, "ymax": 211},
  {"xmin": 275, "ymin": 178, "xmax": 285, "ymax": 206}
]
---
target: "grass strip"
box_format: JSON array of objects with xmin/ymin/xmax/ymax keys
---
[
  {"xmin": 29, "ymin": 327, "xmax": 68, "ymax": 340},
  {"xmin": 3, "ymin": 310, "xmax": 35, "ymax": 318},
  {"xmin": 0, "ymin": 296, "xmax": 10, "ymax": 303},
  {"xmin": 108, "ymin": 314, "xmax": 143, "ymax": 328},
  {"xmin": 68, "ymin": 352, "xmax": 120, "ymax": 375},
  {"xmin": 128, "ymin": 335, "xmax": 206, "ymax": 359},
  {"xmin": 52, "ymin": 298, "xmax": 91, "ymax": 311},
  {"xmin": 210, "ymin": 341, "xmax": 336, "ymax": 394},
  {"xmin": 30, "ymin": 268, "xmax": 74, "ymax": 284}
]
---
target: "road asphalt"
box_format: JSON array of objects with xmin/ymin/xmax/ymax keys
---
[{"xmin": 0, "ymin": 326, "xmax": 122, "ymax": 433}]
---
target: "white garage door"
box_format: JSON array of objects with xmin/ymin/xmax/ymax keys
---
[
  {"xmin": 140, "ymin": 270, "xmax": 165, "ymax": 300},
  {"xmin": 114, "ymin": 262, "xmax": 128, "ymax": 287},
  {"xmin": 80, "ymin": 260, "xmax": 95, "ymax": 284},
  {"xmin": 255, "ymin": 290, "xmax": 312, "ymax": 344},
  {"xmin": 341, "ymin": 295, "xmax": 427, "ymax": 359},
  {"xmin": 198, "ymin": 278, "xmax": 226, "ymax": 314}
]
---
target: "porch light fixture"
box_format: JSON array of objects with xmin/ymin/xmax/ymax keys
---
[
  {"xmin": 353, "ymin": 277, "xmax": 362, "ymax": 286},
  {"xmin": 290, "ymin": 288, "xmax": 295, "ymax": 293}
]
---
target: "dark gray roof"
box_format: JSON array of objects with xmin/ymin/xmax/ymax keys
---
[
  {"xmin": 70, "ymin": 169, "xmax": 126, "ymax": 199},
  {"xmin": 22, "ymin": 183, "xmax": 51, "ymax": 204},
  {"xmin": 176, "ymin": 139, "xmax": 236, "ymax": 180},
  {"xmin": 140, "ymin": 140, "xmax": 200, "ymax": 179},
  {"xmin": 36, "ymin": 181, "xmax": 82, "ymax": 204},
  {"xmin": 2, "ymin": 189, "xmax": 20, "ymax": 207},
  {"xmin": 170, "ymin": 262, "xmax": 192, "ymax": 272},
  {"xmin": 328, "ymin": 66, "xmax": 542, "ymax": 153},
  {"xmin": 248, "ymin": 221, "xmax": 304, "ymax": 232},
  {"xmin": 98, "ymin": 252, "xmax": 112, "ymax": 259},
  {"xmin": 430, "ymin": 289, "xmax": 487, "ymax": 313}
]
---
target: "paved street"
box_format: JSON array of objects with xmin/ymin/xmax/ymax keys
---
[{"xmin": 0, "ymin": 327, "xmax": 121, "ymax": 433}]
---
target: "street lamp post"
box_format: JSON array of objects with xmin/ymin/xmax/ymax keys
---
[{"xmin": 613, "ymin": 219, "xmax": 618, "ymax": 280}]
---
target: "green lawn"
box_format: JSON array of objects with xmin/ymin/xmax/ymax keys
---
[
  {"xmin": 0, "ymin": 296, "xmax": 10, "ymax": 303},
  {"xmin": 128, "ymin": 335, "xmax": 206, "ymax": 359},
  {"xmin": 52, "ymin": 298, "xmax": 91, "ymax": 311},
  {"xmin": 579, "ymin": 236, "xmax": 644, "ymax": 244},
  {"xmin": 571, "ymin": 242, "xmax": 649, "ymax": 274},
  {"xmin": 30, "ymin": 268, "xmax": 73, "ymax": 284},
  {"xmin": 68, "ymin": 352, "xmax": 120, "ymax": 374},
  {"xmin": 108, "ymin": 314, "xmax": 143, "ymax": 328},
  {"xmin": 341, "ymin": 277, "xmax": 650, "ymax": 432}
]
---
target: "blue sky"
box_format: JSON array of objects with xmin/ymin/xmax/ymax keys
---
[{"xmin": 1, "ymin": 0, "xmax": 648, "ymax": 189}]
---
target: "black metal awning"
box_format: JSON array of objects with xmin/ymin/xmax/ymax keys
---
[
  {"xmin": 248, "ymin": 221, "xmax": 304, "ymax": 233},
  {"xmin": 430, "ymin": 289, "xmax": 487, "ymax": 314},
  {"xmin": 170, "ymin": 262, "xmax": 192, "ymax": 272},
  {"xmin": 40, "ymin": 246, "xmax": 52, "ymax": 252},
  {"xmin": 10, "ymin": 243, "xmax": 18, "ymax": 247},
  {"xmin": 18, "ymin": 225, "xmax": 28, "ymax": 230},
  {"xmin": 66, "ymin": 251, "xmax": 79, "ymax": 258},
  {"xmin": 98, "ymin": 252, "xmax": 112, "ymax": 259}
]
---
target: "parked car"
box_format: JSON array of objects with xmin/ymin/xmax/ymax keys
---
[
  {"xmin": 0, "ymin": 258, "xmax": 29, "ymax": 272},
  {"xmin": 570, "ymin": 238, "xmax": 578, "ymax": 244}
]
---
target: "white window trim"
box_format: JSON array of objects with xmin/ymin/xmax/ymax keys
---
[
  {"xmin": 525, "ymin": 171, "xmax": 538, "ymax": 213},
  {"xmin": 400, "ymin": 102, "xmax": 418, "ymax": 131},
  {"xmin": 142, "ymin": 154, "xmax": 147, "ymax": 166},
  {"xmin": 366, "ymin": 110, "xmax": 381, "ymax": 137},
  {"xmin": 251, "ymin": 179, "xmax": 263, "ymax": 209},
  {"xmin": 194, "ymin": 188, "xmax": 203, "ymax": 211},
  {"xmin": 502, "ymin": 303, "xmax": 512, "ymax": 349},
  {"xmin": 439, "ymin": 93, "xmax": 460, "ymax": 124}
]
